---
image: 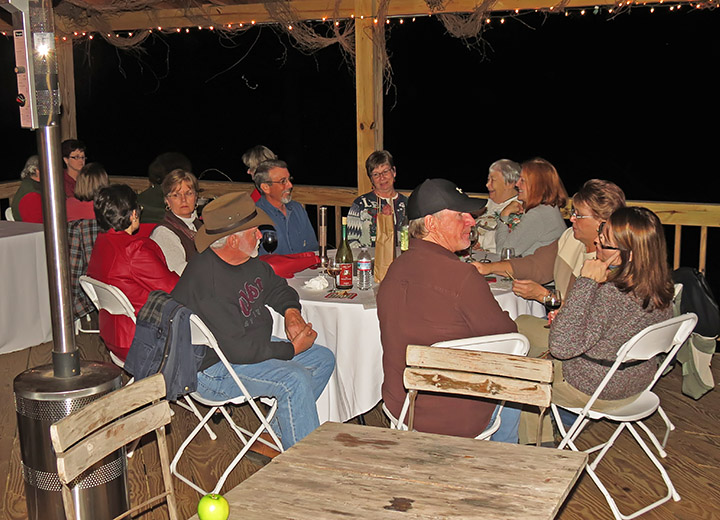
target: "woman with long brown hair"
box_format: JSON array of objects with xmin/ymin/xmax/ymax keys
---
[
  {"xmin": 549, "ymin": 206, "xmax": 674, "ymax": 410},
  {"xmin": 494, "ymin": 157, "xmax": 568, "ymax": 257}
]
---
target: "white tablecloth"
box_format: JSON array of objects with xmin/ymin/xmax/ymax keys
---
[
  {"xmin": 0, "ymin": 222, "xmax": 53, "ymax": 354},
  {"xmin": 271, "ymin": 266, "xmax": 545, "ymax": 424}
]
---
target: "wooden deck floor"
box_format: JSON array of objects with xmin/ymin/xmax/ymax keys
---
[{"xmin": 1, "ymin": 332, "xmax": 718, "ymax": 520}]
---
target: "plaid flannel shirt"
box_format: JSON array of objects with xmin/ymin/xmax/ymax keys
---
[{"xmin": 68, "ymin": 219, "xmax": 100, "ymax": 319}]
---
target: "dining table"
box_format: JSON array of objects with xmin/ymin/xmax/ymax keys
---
[
  {"xmin": 270, "ymin": 251, "xmax": 546, "ymax": 424},
  {"xmin": 188, "ymin": 421, "xmax": 588, "ymax": 519},
  {"xmin": 0, "ymin": 221, "xmax": 53, "ymax": 354}
]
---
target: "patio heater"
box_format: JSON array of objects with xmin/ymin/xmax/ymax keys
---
[{"xmin": 1, "ymin": 0, "xmax": 127, "ymax": 517}]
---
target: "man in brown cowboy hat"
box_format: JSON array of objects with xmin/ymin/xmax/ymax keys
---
[{"xmin": 172, "ymin": 193, "xmax": 335, "ymax": 453}]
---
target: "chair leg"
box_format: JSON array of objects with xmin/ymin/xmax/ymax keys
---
[
  {"xmin": 170, "ymin": 406, "xmax": 220, "ymax": 495},
  {"xmin": 561, "ymin": 420, "xmax": 680, "ymax": 520},
  {"xmin": 407, "ymin": 390, "xmax": 418, "ymax": 431},
  {"xmin": 637, "ymin": 420, "xmax": 668, "ymax": 458},
  {"xmin": 657, "ymin": 405, "xmax": 675, "ymax": 448},
  {"xmin": 176, "ymin": 396, "xmax": 218, "ymax": 440}
]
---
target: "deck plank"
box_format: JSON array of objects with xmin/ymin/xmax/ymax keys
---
[{"xmin": 1, "ymin": 332, "xmax": 718, "ymax": 520}]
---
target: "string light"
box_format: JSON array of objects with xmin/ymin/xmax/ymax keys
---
[{"xmin": 29, "ymin": 0, "xmax": 716, "ymax": 44}]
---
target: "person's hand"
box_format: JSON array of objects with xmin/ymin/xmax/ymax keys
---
[
  {"xmin": 580, "ymin": 251, "xmax": 620, "ymax": 283},
  {"xmin": 511, "ymin": 279, "xmax": 547, "ymax": 302},
  {"xmin": 472, "ymin": 261, "xmax": 492, "ymax": 275},
  {"xmin": 290, "ymin": 322, "xmax": 318, "ymax": 355},
  {"xmin": 500, "ymin": 201, "xmax": 523, "ymax": 217},
  {"xmin": 285, "ymin": 308, "xmax": 317, "ymax": 354},
  {"xmin": 285, "ymin": 308, "xmax": 309, "ymax": 340}
]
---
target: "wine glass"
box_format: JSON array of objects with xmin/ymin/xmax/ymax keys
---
[
  {"xmin": 466, "ymin": 225, "xmax": 480, "ymax": 262},
  {"xmin": 262, "ymin": 229, "xmax": 278, "ymax": 254},
  {"xmin": 326, "ymin": 257, "xmax": 341, "ymax": 290},
  {"xmin": 543, "ymin": 289, "xmax": 562, "ymax": 328}
]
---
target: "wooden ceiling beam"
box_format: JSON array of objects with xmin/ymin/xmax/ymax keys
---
[{"xmin": 54, "ymin": 0, "xmax": 636, "ymax": 34}]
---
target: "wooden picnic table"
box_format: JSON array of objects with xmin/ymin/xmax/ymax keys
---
[{"xmin": 188, "ymin": 422, "xmax": 587, "ymax": 519}]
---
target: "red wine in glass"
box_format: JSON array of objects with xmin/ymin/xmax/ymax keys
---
[
  {"xmin": 262, "ymin": 230, "xmax": 278, "ymax": 254},
  {"xmin": 543, "ymin": 289, "xmax": 562, "ymax": 328}
]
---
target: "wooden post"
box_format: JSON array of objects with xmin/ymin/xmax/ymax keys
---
[
  {"xmin": 56, "ymin": 36, "xmax": 77, "ymax": 141},
  {"xmin": 355, "ymin": 0, "xmax": 383, "ymax": 197}
]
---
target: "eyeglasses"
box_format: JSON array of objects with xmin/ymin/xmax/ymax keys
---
[
  {"xmin": 69, "ymin": 154, "xmax": 86, "ymax": 161},
  {"xmin": 597, "ymin": 221, "xmax": 625, "ymax": 251},
  {"xmin": 570, "ymin": 209, "xmax": 594, "ymax": 220},
  {"xmin": 265, "ymin": 176, "xmax": 293, "ymax": 186},
  {"xmin": 371, "ymin": 167, "xmax": 394, "ymax": 181},
  {"xmin": 167, "ymin": 190, "xmax": 196, "ymax": 200}
]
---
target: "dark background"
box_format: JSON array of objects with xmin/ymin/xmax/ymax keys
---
[{"xmin": 1, "ymin": 6, "xmax": 718, "ymax": 286}]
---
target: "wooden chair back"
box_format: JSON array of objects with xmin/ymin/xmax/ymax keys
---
[
  {"xmin": 50, "ymin": 373, "xmax": 178, "ymax": 520},
  {"xmin": 404, "ymin": 345, "xmax": 554, "ymax": 446}
]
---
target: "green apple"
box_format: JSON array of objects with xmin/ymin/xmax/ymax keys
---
[{"xmin": 197, "ymin": 493, "xmax": 230, "ymax": 520}]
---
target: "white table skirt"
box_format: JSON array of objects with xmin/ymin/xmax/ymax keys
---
[
  {"xmin": 0, "ymin": 222, "xmax": 53, "ymax": 354},
  {"xmin": 271, "ymin": 266, "xmax": 545, "ymax": 424}
]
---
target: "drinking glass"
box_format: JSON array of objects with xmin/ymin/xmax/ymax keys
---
[
  {"xmin": 326, "ymin": 257, "xmax": 341, "ymax": 290},
  {"xmin": 543, "ymin": 289, "xmax": 562, "ymax": 328},
  {"xmin": 467, "ymin": 225, "xmax": 480, "ymax": 262},
  {"xmin": 500, "ymin": 248, "xmax": 515, "ymax": 279},
  {"xmin": 262, "ymin": 229, "xmax": 278, "ymax": 254}
]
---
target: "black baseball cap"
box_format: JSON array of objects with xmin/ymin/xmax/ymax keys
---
[{"xmin": 406, "ymin": 178, "xmax": 486, "ymax": 219}]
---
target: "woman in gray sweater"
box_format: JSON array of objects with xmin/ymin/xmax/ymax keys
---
[
  {"xmin": 548, "ymin": 207, "xmax": 674, "ymax": 411},
  {"xmin": 494, "ymin": 158, "xmax": 568, "ymax": 257}
]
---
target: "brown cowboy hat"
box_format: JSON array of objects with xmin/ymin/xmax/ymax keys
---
[{"xmin": 195, "ymin": 193, "xmax": 273, "ymax": 252}]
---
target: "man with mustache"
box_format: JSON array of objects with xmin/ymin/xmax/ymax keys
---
[
  {"xmin": 254, "ymin": 159, "xmax": 319, "ymax": 255},
  {"xmin": 172, "ymin": 193, "xmax": 335, "ymax": 453}
]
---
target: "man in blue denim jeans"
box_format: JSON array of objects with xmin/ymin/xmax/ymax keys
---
[{"xmin": 172, "ymin": 193, "xmax": 335, "ymax": 455}]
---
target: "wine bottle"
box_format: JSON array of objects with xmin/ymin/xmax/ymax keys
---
[{"xmin": 336, "ymin": 216, "xmax": 354, "ymax": 289}]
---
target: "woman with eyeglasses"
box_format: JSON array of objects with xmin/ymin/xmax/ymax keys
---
[
  {"xmin": 87, "ymin": 184, "xmax": 179, "ymax": 362},
  {"xmin": 494, "ymin": 158, "xmax": 568, "ymax": 257},
  {"xmin": 150, "ymin": 169, "xmax": 202, "ymax": 274},
  {"xmin": 548, "ymin": 206, "xmax": 674, "ymax": 410},
  {"xmin": 346, "ymin": 150, "xmax": 408, "ymax": 248},
  {"xmin": 61, "ymin": 139, "xmax": 87, "ymax": 198},
  {"xmin": 476, "ymin": 179, "xmax": 626, "ymax": 307}
]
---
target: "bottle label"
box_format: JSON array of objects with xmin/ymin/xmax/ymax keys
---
[
  {"xmin": 338, "ymin": 263, "xmax": 353, "ymax": 288},
  {"xmin": 358, "ymin": 259, "xmax": 371, "ymax": 271}
]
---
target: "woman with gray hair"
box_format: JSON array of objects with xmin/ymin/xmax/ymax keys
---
[
  {"xmin": 150, "ymin": 168, "xmax": 202, "ymax": 274},
  {"xmin": 477, "ymin": 159, "xmax": 522, "ymax": 252},
  {"xmin": 10, "ymin": 155, "xmax": 42, "ymax": 222}
]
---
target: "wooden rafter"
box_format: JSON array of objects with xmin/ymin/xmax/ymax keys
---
[{"xmin": 49, "ymin": 0, "xmax": 666, "ymax": 34}]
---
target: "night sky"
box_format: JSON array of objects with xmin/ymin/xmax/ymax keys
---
[
  {"xmin": 2, "ymin": 5, "xmax": 718, "ymax": 201},
  {"xmin": 2, "ymin": 7, "xmax": 718, "ymax": 272}
]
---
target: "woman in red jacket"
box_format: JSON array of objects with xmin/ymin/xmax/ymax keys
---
[{"xmin": 87, "ymin": 184, "xmax": 178, "ymax": 361}]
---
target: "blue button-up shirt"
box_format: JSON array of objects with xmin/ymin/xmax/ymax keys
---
[{"xmin": 256, "ymin": 197, "xmax": 319, "ymax": 255}]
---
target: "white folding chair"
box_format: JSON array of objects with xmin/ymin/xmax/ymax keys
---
[
  {"xmin": 386, "ymin": 332, "xmax": 530, "ymax": 440},
  {"xmin": 551, "ymin": 313, "xmax": 698, "ymax": 520},
  {"xmin": 170, "ymin": 314, "xmax": 284, "ymax": 495},
  {"xmin": 79, "ymin": 275, "xmax": 217, "ymax": 444}
]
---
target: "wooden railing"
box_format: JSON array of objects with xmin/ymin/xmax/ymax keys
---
[{"xmin": 2, "ymin": 177, "xmax": 718, "ymax": 273}]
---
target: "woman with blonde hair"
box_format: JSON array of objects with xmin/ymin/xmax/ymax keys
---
[
  {"xmin": 150, "ymin": 168, "xmax": 202, "ymax": 274},
  {"xmin": 494, "ymin": 158, "xmax": 568, "ymax": 256},
  {"xmin": 66, "ymin": 162, "xmax": 110, "ymax": 221}
]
